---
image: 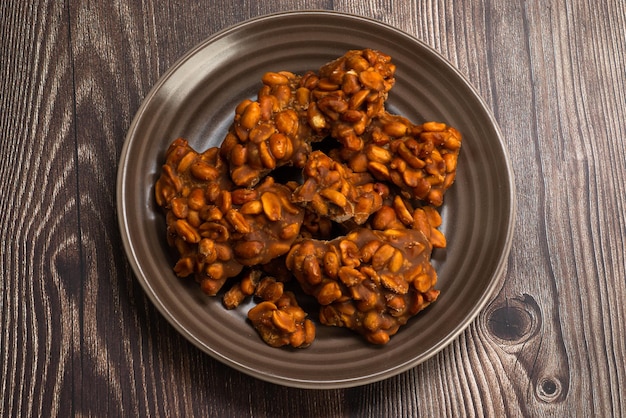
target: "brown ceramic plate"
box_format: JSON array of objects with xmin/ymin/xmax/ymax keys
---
[{"xmin": 117, "ymin": 11, "xmax": 515, "ymax": 388}]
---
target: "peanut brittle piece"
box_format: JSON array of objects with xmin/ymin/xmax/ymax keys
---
[
  {"xmin": 335, "ymin": 113, "xmax": 462, "ymax": 206},
  {"xmin": 220, "ymin": 49, "xmax": 398, "ymax": 188},
  {"xmin": 286, "ymin": 227, "xmax": 439, "ymax": 344},
  {"xmin": 219, "ymin": 71, "xmax": 322, "ymax": 188},
  {"xmin": 155, "ymin": 139, "xmax": 304, "ymax": 296},
  {"xmin": 306, "ymin": 49, "xmax": 397, "ymax": 151}
]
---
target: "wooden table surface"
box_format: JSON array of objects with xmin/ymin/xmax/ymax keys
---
[{"xmin": 2, "ymin": 0, "xmax": 625, "ymax": 416}]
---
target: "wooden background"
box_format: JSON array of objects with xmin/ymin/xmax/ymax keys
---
[{"xmin": 2, "ymin": 0, "xmax": 625, "ymax": 416}]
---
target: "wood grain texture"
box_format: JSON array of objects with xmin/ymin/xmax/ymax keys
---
[{"xmin": 1, "ymin": 0, "xmax": 625, "ymax": 416}]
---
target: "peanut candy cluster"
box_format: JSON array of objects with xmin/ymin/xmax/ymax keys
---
[
  {"xmin": 286, "ymin": 227, "xmax": 439, "ymax": 345},
  {"xmin": 219, "ymin": 72, "xmax": 318, "ymax": 188},
  {"xmin": 332, "ymin": 113, "xmax": 462, "ymax": 206},
  {"xmin": 305, "ymin": 49, "xmax": 396, "ymax": 150},
  {"xmin": 223, "ymin": 271, "xmax": 315, "ymax": 348},
  {"xmin": 155, "ymin": 138, "xmax": 304, "ymax": 297},
  {"xmin": 154, "ymin": 49, "xmax": 461, "ymax": 347},
  {"xmin": 332, "ymin": 113, "xmax": 461, "ymax": 206}
]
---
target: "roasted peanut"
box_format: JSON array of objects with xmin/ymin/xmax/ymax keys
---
[
  {"xmin": 262, "ymin": 71, "xmax": 290, "ymax": 86},
  {"xmin": 173, "ymin": 257, "xmax": 194, "ymax": 277},
  {"xmin": 268, "ymin": 133, "xmax": 292, "ymax": 160},
  {"xmin": 240, "ymin": 101, "xmax": 261, "ymax": 129},
  {"xmin": 260, "ymin": 191, "xmax": 283, "ymax": 221},
  {"xmin": 200, "ymin": 277, "xmax": 224, "ymax": 296},
  {"xmin": 303, "ymin": 255, "xmax": 323, "ymax": 285},
  {"xmin": 280, "ymin": 223, "xmax": 300, "ymax": 240},
  {"xmin": 239, "ymin": 200, "xmax": 263, "ymax": 215},
  {"xmin": 214, "ymin": 243, "xmax": 233, "ymax": 261},
  {"xmin": 323, "ymin": 251, "xmax": 340, "ymax": 278},
  {"xmin": 249, "ymin": 123, "xmax": 274, "ymax": 144},
  {"xmin": 174, "ymin": 219, "xmax": 201, "ymax": 243},
  {"xmin": 255, "ymin": 277, "xmax": 284, "ymax": 303},
  {"xmin": 316, "ymin": 281, "xmax": 343, "ymax": 305},
  {"xmin": 170, "ymin": 197, "xmax": 188, "ymax": 219},
  {"xmin": 198, "ymin": 238, "xmax": 217, "ymax": 264},
  {"xmin": 223, "ymin": 283, "xmax": 247, "ymax": 309},
  {"xmin": 199, "ymin": 222, "xmax": 230, "ymax": 242},
  {"xmin": 215, "ymin": 190, "xmax": 231, "ymax": 214},
  {"xmin": 231, "ymin": 188, "xmax": 258, "ymax": 205},
  {"xmin": 187, "ymin": 188, "xmax": 205, "ymax": 211},
  {"xmin": 387, "ymin": 249, "xmax": 404, "ymax": 273},
  {"xmin": 225, "ymin": 209, "xmax": 251, "ymax": 234},
  {"xmin": 234, "ymin": 240, "xmax": 264, "ymax": 262},
  {"xmin": 184, "ymin": 209, "xmax": 199, "ymax": 230},
  {"xmin": 338, "ymin": 266, "xmax": 365, "ymax": 287},
  {"xmin": 371, "ymin": 244, "xmax": 395, "ymax": 270}
]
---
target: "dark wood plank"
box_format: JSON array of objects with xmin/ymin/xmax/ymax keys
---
[
  {"xmin": 0, "ymin": 1, "xmax": 82, "ymax": 417},
  {"xmin": 1, "ymin": 0, "xmax": 625, "ymax": 416}
]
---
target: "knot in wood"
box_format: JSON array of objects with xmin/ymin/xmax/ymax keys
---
[
  {"xmin": 485, "ymin": 294, "xmax": 540, "ymax": 345},
  {"xmin": 536, "ymin": 377, "xmax": 563, "ymax": 403}
]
